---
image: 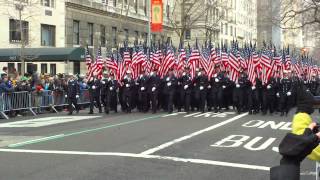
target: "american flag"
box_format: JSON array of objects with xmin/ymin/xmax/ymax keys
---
[
  {"xmin": 228, "ymin": 45, "xmax": 240, "ymax": 83},
  {"xmin": 188, "ymin": 48, "xmax": 200, "ymax": 79},
  {"xmin": 199, "ymin": 46, "xmax": 210, "ymax": 75},
  {"xmin": 123, "ymin": 51, "xmax": 132, "ymax": 65},
  {"xmin": 85, "ymin": 47, "xmax": 92, "ymax": 70},
  {"xmin": 116, "ymin": 51, "xmax": 127, "ymax": 82},
  {"xmin": 159, "ymin": 46, "xmax": 175, "ymax": 78},
  {"xmin": 106, "ymin": 51, "xmax": 118, "ymax": 71},
  {"xmin": 176, "ymin": 47, "xmax": 187, "ymax": 75}
]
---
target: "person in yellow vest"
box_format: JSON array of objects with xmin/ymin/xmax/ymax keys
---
[{"xmin": 271, "ymin": 84, "xmax": 320, "ymax": 180}]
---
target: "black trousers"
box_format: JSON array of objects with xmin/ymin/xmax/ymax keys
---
[
  {"xmin": 195, "ymin": 90, "xmax": 206, "ymax": 112},
  {"xmin": 89, "ymin": 94, "xmax": 101, "ymax": 113},
  {"xmin": 180, "ymin": 90, "xmax": 191, "ymax": 112},
  {"xmin": 101, "ymin": 94, "xmax": 107, "ymax": 112},
  {"xmin": 280, "ymin": 94, "xmax": 292, "ymax": 114},
  {"xmin": 138, "ymin": 91, "xmax": 149, "ymax": 112},
  {"xmin": 122, "ymin": 92, "xmax": 132, "ymax": 112},
  {"xmin": 68, "ymin": 97, "xmax": 79, "ymax": 113},
  {"xmin": 166, "ymin": 91, "xmax": 174, "ymax": 113},
  {"xmin": 106, "ymin": 92, "xmax": 117, "ymax": 113},
  {"xmin": 149, "ymin": 91, "xmax": 158, "ymax": 113},
  {"xmin": 212, "ymin": 89, "xmax": 223, "ymax": 110}
]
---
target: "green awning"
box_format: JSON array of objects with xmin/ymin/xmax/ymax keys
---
[{"xmin": 0, "ymin": 47, "xmax": 85, "ymax": 62}]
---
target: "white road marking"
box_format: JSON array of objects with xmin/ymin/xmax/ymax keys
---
[
  {"xmin": 162, "ymin": 112, "xmax": 186, "ymax": 117},
  {"xmin": 0, "ymin": 148, "xmax": 269, "ymax": 171},
  {"xmin": 0, "ymin": 116, "xmax": 101, "ymax": 128},
  {"xmin": 140, "ymin": 113, "xmax": 249, "ymax": 155},
  {"xmin": 184, "ymin": 112, "xmax": 201, "ymax": 117}
]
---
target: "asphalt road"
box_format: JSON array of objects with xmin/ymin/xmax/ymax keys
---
[{"xmin": 0, "ymin": 109, "xmax": 318, "ymax": 180}]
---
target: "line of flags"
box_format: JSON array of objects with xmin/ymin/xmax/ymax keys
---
[{"xmin": 85, "ymin": 41, "xmax": 319, "ymax": 85}]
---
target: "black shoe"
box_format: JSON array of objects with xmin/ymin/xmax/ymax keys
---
[
  {"xmin": 280, "ymin": 112, "xmax": 284, "ymax": 116},
  {"xmin": 88, "ymin": 111, "xmax": 93, "ymax": 114},
  {"xmin": 76, "ymin": 110, "xmax": 79, "ymax": 114},
  {"xmin": 68, "ymin": 112, "xmax": 72, "ymax": 115},
  {"xmin": 249, "ymin": 111, "xmax": 252, "ymax": 115}
]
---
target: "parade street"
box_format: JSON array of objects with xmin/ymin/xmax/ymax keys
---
[{"xmin": 0, "ymin": 110, "xmax": 316, "ymax": 180}]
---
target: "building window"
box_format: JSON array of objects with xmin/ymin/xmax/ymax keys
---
[
  {"xmin": 41, "ymin": 63, "xmax": 47, "ymax": 74},
  {"xmin": 73, "ymin": 20, "xmax": 79, "ymax": 45},
  {"xmin": 112, "ymin": 27, "xmax": 117, "ymax": 47},
  {"xmin": 144, "ymin": 0, "xmax": 147, "ymax": 15},
  {"xmin": 124, "ymin": 29, "xmax": 129, "ymax": 42},
  {"xmin": 166, "ymin": 4, "xmax": 170, "ymax": 18},
  {"xmin": 185, "ymin": 29, "xmax": 191, "ymax": 40},
  {"xmin": 50, "ymin": 64, "xmax": 56, "ymax": 75},
  {"xmin": 143, "ymin": 32, "xmax": 147, "ymax": 43},
  {"xmin": 9, "ymin": 19, "xmax": 29, "ymax": 44},
  {"xmin": 152, "ymin": 34, "xmax": 156, "ymax": 41},
  {"xmin": 41, "ymin": 24, "xmax": 55, "ymax": 46},
  {"xmin": 221, "ymin": 22, "xmax": 223, "ymax": 34},
  {"xmin": 134, "ymin": 0, "xmax": 138, "ymax": 13},
  {"xmin": 230, "ymin": 26, "xmax": 233, "ymax": 36},
  {"xmin": 113, "ymin": 0, "xmax": 117, "ymax": 7},
  {"xmin": 41, "ymin": 0, "xmax": 54, "ymax": 7},
  {"xmin": 134, "ymin": 31, "xmax": 139, "ymax": 43},
  {"xmin": 8, "ymin": 63, "xmax": 15, "ymax": 74},
  {"xmin": 88, "ymin": 23, "xmax": 93, "ymax": 46},
  {"xmin": 100, "ymin": 25, "xmax": 106, "ymax": 47},
  {"xmin": 225, "ymin": 23, "xmax": 228, "ymax": 35},
  {"xmin": 74, "ymin": 62, "xmax": 80, "ymax": 75},
  {"xmin": 17, "ymin": 63, "xmax": 21, "ymax": 74},
  {"xmin": 27, "ymin": 63, "xmax": 37, "ymax": 74}
]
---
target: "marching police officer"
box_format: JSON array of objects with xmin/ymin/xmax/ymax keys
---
[
  {"xmin": 163, "ymin": 68, "xmax": 177, "ymax": 114},
  {"xmin": 278, "ymin": 70, "xmax": 293, "ymax": 116},
  {"xmin": 262, "ymin": 76, "xmax": 277, "ymax": 115},
  {"xmin": 137, "ymin": 70, "xmax": 150, "ymax": 113},
  {"xmin": 122, "ymin": 70, "xmax": 135, "ymax": 113},
  {"xmin": 101, "ymin": 71, "xmax": 109, "ymax": 113},
  {"xmin": 309, "ymin": 74, "xmax": 319, "ymax": 96},
  {"xmin": 148, "ymin": 68, "xmax": 160, "ymax": 114},
  {"xmin": 194, "ymin": 68, "xmax": 208, "ymax": 113},
  {"xmin": 66, "ymin": 74, "xmax": 80, "ymax": 115},
  {"xmin": 88, "ymin": 73, "xmax": 102, "ymax": 114},
  {"xmin": 179, "ymin": 67, "xmax": 192, "ymax": 113},
  {"xmin": 209, "ymin": 69, "xmax": 225, "ymax": 113},
  {"xmin": 106, "ymin": 73, "xmax": 118, "ymax": 114},
  {"xmin": 234, "ymin": 70, "xmax": 250, "ymax": 114}
]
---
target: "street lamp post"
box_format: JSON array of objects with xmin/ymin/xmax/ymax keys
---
[{"xmin": 15, "ymin": 2, "xmax": 25, "ymax": 76}]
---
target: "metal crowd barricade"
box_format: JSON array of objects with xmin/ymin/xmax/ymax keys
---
[
  {"xmin": 0, "ymin": 91, "xmax": 36, "ymax": 119},
  {"xmin": 317, "ymin": 162, "xmax": 320, "ymax": 180},
  {"xmin": 78, "ymin": 89, "xmax": 90, "ymax": 105}
]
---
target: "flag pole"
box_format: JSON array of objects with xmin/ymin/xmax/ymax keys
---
[
  {"xmin": 148, "ymin": 0, "xmax": 151, "ymax": 49},
  {"xmin": 147, "ymin": 0, "xmax": 152, "ymax": 61}
]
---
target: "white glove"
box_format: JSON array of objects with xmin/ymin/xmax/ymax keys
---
[
  {"xmin": 276, "ymin": 93, "xmax": 280, "ymax": 97},
  {"xmin": 215, "ymin": 78, "xmax": 219, "ymax": 83},
  {"xmin": 135, "ymin": 82, "xmax": 139, "ymax": 85},
  {"xmin": 92, "ymin": 85, "xmax": 96, "ymax": 89},
  {"xmin": 102, "ymin": 81, "xmax": 106, "ymax": 84},
  {"xmin": 76, "ymin": 95, "xmax": 79, "ymax": 99},
  {"xmin": 251, "ymin": 86, "xmax": 256, "ymax": 90},
  {"xmin": 108, "ymin": 77, "xmax": 111, "ymax": 81},
  {"xmin": 152, "ymin": 87, "xmax": 156, "ymax": 92},
  {"xmin": 126, "ymin": 84, "xmax": 130, "ymax": 88},
  {"xmin": 166, "ymin": 77, "xmax": 170, "ymax": 82},
  {"xmin": 267, "ymin": 85, "xmax": 271, "ymax": 89},
  {"xmin": 236, "ymin": 84, "xmax": 240, "ymax": 88},
  {"xmin": 83, "ymin": 83, "xmax": 87, "ymax": 86},
  {"xmin": 65, "ymin": 95, "xmax": 68, "ymax": 98},
  {"xmin": 214, "ymin": 74, "xmax": 217, "ymax": 78},
  {"xmin": 167, "ymin": 82, "xmax": 172, "ymax": 86},
  {"xmin": 109, "ymin": 87, "xmax": 113, "ymax": 91},
  {"xmin": 198, "ymin": 72, "xmax": 201, "ymax": 76},
  {"xmin": 184, "ymin": 85, "xmax": 188, "ymax": 90},
  {"xmin": 200, "ymin": 86, "xmax": 204, "ymax": 90},
  {"xmin": 182, "ymin": 72, "xmax": 186, "ymax": 76},
  {"xmin": 141, "ymin": 87, "xmax": 145, "ymax": 91},
  {"xmin": 178, "ymin": 82, "xmax": 181, "ymax": 85},
  {"xmin": 208, "ymin": 85, "xmax": 211, "ymax": 89},
  {"xmin": 287, "ymin": 92, "xmax": 291, "ymax": 96},
  {"xmin": 140, "ymin": 75, "xmax": 143, "ymax": 78},
  {"xmin": 222, "ymin": 85, "xmax": 226, "ymax": 89}
]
